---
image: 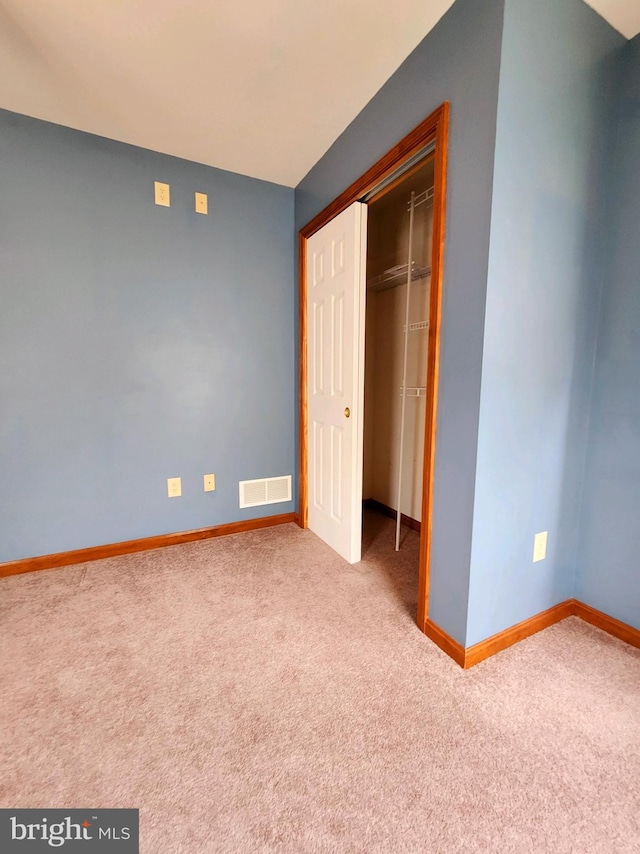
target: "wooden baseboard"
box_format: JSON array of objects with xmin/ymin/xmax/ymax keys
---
[
  {"xmin": 363, "ymin": 498, "xmax": 421, "ymax": 533},
  {"xmin": 571, "ymin": 599, "xmax": 640, "ymax": 650},
  {"xmin": 6, "ymin": 525, "xmax": 639, "ymax": 661},
  {"xmin": 463, "ymin": 600, "xmax": 575, "ymax": 668},
  {"xmin": 0, "ymin": 513, "xmax": 297, "ymax": 579},
  {"xmin": 422, "ymin": 599, "xmax": 639, "ymax": 668},
  {"xmin": 422, "ymin": 619, "xmax": 466, "ymax": 667}
]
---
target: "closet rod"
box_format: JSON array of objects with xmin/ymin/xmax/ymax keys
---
[{"xmin": 395, "ymin": 190, "xmax": 416, "ymax": 551}]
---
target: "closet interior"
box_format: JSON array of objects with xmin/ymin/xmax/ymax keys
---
[{"xmin": 363, "ymin": 156, "xmax": 435, "ymax": 549}]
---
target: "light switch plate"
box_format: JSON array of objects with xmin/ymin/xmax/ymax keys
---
[
  {"xmin": 155, "ymin": 181, "xmax": 170, "ymax": 207},
  {"xmin": 195, "ymin": 192, "xmax": 208, "ymax": 215},
  {"xmin": 533, "ymin": 531, "xmax": 548, "ymax": 563}
]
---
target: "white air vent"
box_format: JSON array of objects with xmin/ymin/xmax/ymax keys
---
[{"xmin": 239, "ymin": 475, "xmax": 292, "ymax": 509}]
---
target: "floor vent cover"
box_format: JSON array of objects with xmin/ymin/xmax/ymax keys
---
[{"xmin": 239, "ymin": 475, "xmax": 292, "ymax": 509}]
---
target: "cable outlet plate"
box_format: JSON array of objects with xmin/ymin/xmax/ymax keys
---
[
  {"xmin": 195, "ymin": 192, "xmax": 208, "ymax": 214},
  {"xmin": 204, "ymin": 473, "xmax": 216, "ymax": 492}
]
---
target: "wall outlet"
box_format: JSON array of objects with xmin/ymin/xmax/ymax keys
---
[
  {"xmin": 533, "ymin": 531, "xmax": 548, "ymax": 563},
  {"xmin": 155, "ymin": 181, "xmax": 170, "ymax": 207},
  {"xmin": 203, "ymin": 473, "xmax": 216, "ymax": 492},
  {"xmin": 167, "ymin": 477, "xmax": 181, "ymax": 498},
  {"xmin": 195, "ymin": 192, "xmax": 208, "ymax": 215}
]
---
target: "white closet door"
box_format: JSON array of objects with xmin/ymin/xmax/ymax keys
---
[{"xmin": 306, "ymin": 202, "xmax": 367, "ymax": 564}]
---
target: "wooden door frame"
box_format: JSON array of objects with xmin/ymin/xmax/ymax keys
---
[{"xmin": 298, "ymin": 102, "xmax": 449, "ymax": 633}]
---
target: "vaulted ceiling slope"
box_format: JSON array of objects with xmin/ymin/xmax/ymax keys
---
[
  {"xmin": 0, "ymin": 0, "xmax": 638, "ymax": 187},
  {"xmin": 586, "ymin": 0, "xmax": 640, "ymax": 40}
]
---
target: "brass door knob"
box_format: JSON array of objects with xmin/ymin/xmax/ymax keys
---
[{"xmin": 344, "ymin": 407, "xmax": 350, "ymax": 418}]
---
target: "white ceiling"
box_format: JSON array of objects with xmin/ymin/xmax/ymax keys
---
[
  {"xmin": 586, "ymin": 0, "xmax": 640, "ymax": 40},
  {"xmin": 0, "ymin": 0, "xmax": 638, "ymax": 188}
]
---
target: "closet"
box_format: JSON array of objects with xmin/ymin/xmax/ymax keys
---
[{"xmin": 363, "ymin": 157, "xmax": 435, "ymax": 548}]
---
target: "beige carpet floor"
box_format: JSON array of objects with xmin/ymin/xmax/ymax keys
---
[{"xmin": 1, "ymin": 512, "xmax": 639, "ymax": 853}]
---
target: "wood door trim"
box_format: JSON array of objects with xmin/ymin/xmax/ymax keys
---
[
  {"xmin": 417, "ymin": 103, "xmax": 449, "ymax": 630},
  {"xmin": 298, "ymin": 102, "xmax": 450, "ymax": 640},
  {"xmin": 300, "ymin": 103, "xmax": 448, "ymax": 240},
  {"xmin": 298, "ymin": 230, "xmax": 309, "ymax": 528},
  {"xmin": 365, "ymin": 155, "xmax": 434, "ymax": 207}
]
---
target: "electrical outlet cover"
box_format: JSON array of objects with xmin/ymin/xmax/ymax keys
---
[
  {"xmin": 533, "ymin": 531, "xmax": 548, "ymax": 562},
  {"xmin": 167, "ymin": 476, "xmax": 181, "ymax": 497},
  {"xmin": 155, "ymin": 181, "xmax": 170, "ymax": 207}
]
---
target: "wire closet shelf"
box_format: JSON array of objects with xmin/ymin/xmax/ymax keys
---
[{"xmin": 395, "ymin": 186, "xmax": 433, "ymax": 551}]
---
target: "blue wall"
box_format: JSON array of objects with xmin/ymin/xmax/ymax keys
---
[
  {"xmin": 577, "ymin": 36, "xmax": 640, "ymax": 630},
  {"xmin": 466, "ymin": 0, "xmax": 624, "ymax": 646},
  {"xmin": 2, "ymin": 0, "xmax": 636, "ymax": 642},
  {"xmin": 0, "ymin": 110, "xmax": 296, "ymax": 562},
  {"xmin": 296, "ymin": 0, "xmax": 506, "ymax": 645}
]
